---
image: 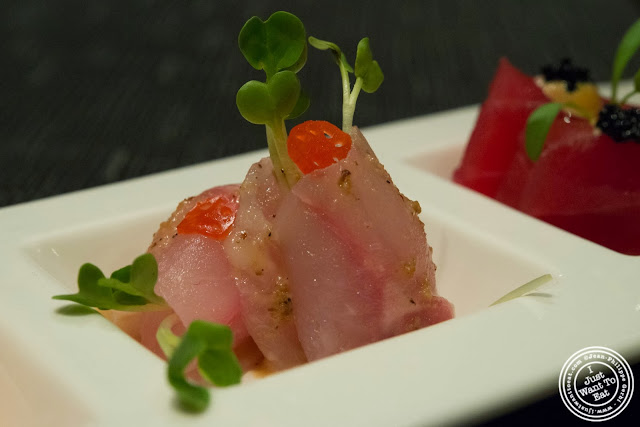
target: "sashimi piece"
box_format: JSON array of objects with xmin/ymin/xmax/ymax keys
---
[
  {"xmin": 117, "ymin": 185, "xmax": 263, "ymax": 369},
  {"xmin": 224, "ymin": 159, "xmax": 307, "ymax": 370},
  {"xmin": 275, "ymin": 128, "xmax": 454, "ymax": 361},
  {"xmin": 496, "ymin": 114, "xmax": 640, "ymax": 254},
  {"xmin": 148, "ymin": 186, "xmax": 248, "ymax": 338},
  {"xmin": 453, "ymin": 58, "xmax": 548, "ymax": 197},
  {"xmin": 454, "ymin": 57, "xmax": 640, "ymax": 255}
]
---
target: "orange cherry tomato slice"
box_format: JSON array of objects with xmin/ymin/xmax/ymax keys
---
[
  {"xmin": 177, "ymin": 194, "xmax": 238, "ymax": 240},
  {"xmin": 287, "ymin": 120, "xmax": 352, "ymax": 174}
]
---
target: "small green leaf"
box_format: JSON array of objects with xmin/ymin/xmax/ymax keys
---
[
  {"xmin": 236, "ymin": 80, "xmax": 275, "ymax": 124},
  {"xmin": 284, "ymin": 41, "xmax": 308, "ymax": 74},
  {"xmin": 168, "ymin": 335, "xmax": 209, "ymax": 412},
  {"xmin": 238, "ymin": 11, "xmax": 306, "ymax": 78},
  {"xmin": 308, "ymin": 36, "xmax": 354, "ymax": 72},
  {"xmin": 361, "ymin": 61, "xmax": 384, "ymax": 93},
  {"xmin": 490, "ymin": 274, "xmax": 553, "ymax": 306},
  {"xmin": 99, "ymin": 278, "xmax": 144, "ymax": 298},
  {"xmin": 198, "ymin": 350, "xmax": 242, "ymax": 387},
  {"xmin": 286, "ymin": 89, "xmax": 310, "ymax": 119},
  {"xmin": 238, "ymin": 17, "xmax": 266, "ymax": 70},
  {"xmin": 354, "ymin": 38, "xmax": 384, "ymax": 93},
  {"xmin": 129, "ymin": 253, "xmax": 161, "ymax": 301},
  {"xmin": 236, "ymin": 71, "xmax": 301, "ymax": 125},
  {"xmin": 53, "ymin": 263, "xmax": 112, "ymax": 309},
  {"xmin": 525, "ymin": 102, "xmax": 562, "ymax": 162},
  {"xmin": 270, "ymin": 71, "xmax": 302, "ymax": 119},
  {"xmin": 354, "ymin": 38, "xmax": 373, "ymax": 77},
  {"xmin": 110, "ymin": 265, "xmax": 131, "ymax": 283},
  {"xmin": 166, "ymin": 321, "xmax": 242, "ymax": 412},
  {"xmin": 53, "ymin": 254, "xmax": 166, "ymax": 311},
  {"xmin": 634, "ymin": 68, "xmax": 640, "ymax": 92},
  {"xmin": 611, "ymin": 18, "xmax": 640, "ymax": 102},
  {"xmin": 307, "ymin": 36, "xmax": 337, "ymax": 51}
]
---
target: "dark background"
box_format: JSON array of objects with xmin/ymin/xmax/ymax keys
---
[
  {"xmin": 2, "ymin": 0, "xmax": 639, "ymax": 424},
  {"xmin": 3, "ymin": 0, "xmax": 640, "ymax": 207}
]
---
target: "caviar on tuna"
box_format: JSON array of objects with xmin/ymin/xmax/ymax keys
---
[
  {"xmin": 596, "ymin": 104, "xmax": 640, "ymax": 142},
  {"xmin": 541, "ymin": 58, "xmax": 591, "ymax": 91}
]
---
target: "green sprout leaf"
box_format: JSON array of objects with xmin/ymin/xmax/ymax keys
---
[
  {"xmin": 237, "ymin": 11, "xmax": 308, "ymax": 189},
  {"xmin": 360, "ymin": 61, "xmax": 383, "ymax": 94},
  {"xmin": 355, "ymin": 38, "xmax": 384, "ymax": 93},
  {"xmin": 490, "ymin": 274, "xmax": 553, "ymax": 306},
  {"xmin": 310, "ymin": 34, "xmax": 383, "ymax": 132},
  {"xmin": 53, "ymin": 253, "xmax": 166, "ymax": 311},
  {"xmin": 166, "ymin": 321, "xmax": 242, "ymax": 412},
  {"xmin": 611, "ymin": 18, "xmax": 640, "ymax": 103},
  {"xmin": 236, "ymin": 70, "xmax": 301, "ymax": 125},
  {"xmin": 285, "ymin": 42, "xmax": 308, "ymax": 74},
  {"xmin": 238, "ymin": 11, "xmax": 307, "ymax": 79},
  {"xmin": 525, "ymin": 102, "xmax": 562, "ymax": 162},
  {"xmin": 308, "ymin": 37, "xmax": 353, "ymax": 72},
  {"xmin": 286, "ymin": 89, "xmax": 310, "ymax": 119}
]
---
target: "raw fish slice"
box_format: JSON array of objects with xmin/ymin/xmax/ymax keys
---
[
  {"xmin": 128, "ymin": 185, "xmax": 263, "ymax": 369},
  {"xmin": 496, "ymin": 115, "xmax": 640, "ymax": 254},
  {"xmin": 225, "ymin": 159, "xmax": 307, "ymax": 369},
  {"xmin": 148, "ymin": 186, "xmax": 248, "ymax": 341},
  {"xmin": 150, "ymin": 234, "xmax": 248, "ymax": 341},
  {"xmin": 453, "ymin": 58, "xmax": 548, "ymax": 197},
  {"xmin": 276, "ymin": 128, "xmax": 454, "ymax": 360}
]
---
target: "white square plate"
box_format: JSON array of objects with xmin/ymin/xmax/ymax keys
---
[{"xmin": 1, "ymin": 98, "xmax": 639, "ymax": 426}]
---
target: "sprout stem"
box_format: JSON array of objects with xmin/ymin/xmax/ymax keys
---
[
  {"xmin": 157, "ymin": 313, "xmax": 181, "ymax": 358},
  {"xmin": 490, "ymin": 274, "xmax": 553, "ymax": 306},
  {"xmin": 620, "ymin": 90, "xmax": 639, "ymax": 105},
  {"xmin": 343, "ymin": 77, "xmax": 363, "ymax": 132},
  {"xmin": 340, "ymin": 63, "xmax": 350, "ymax": 106},
  {"xmin": 266, "ymin": 121, "xmax": 301, "ymax": 188}
]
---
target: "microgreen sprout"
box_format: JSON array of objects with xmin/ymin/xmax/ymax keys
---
[
  {"xmin": 236, "ymin": 11, "xmax": 309, "ymax": 188},
  {"xmin": 309, "ymin": 36, "xmax": 384, "ymax": 133},
  {"xmin": 490, "ymin": 274, "xmax": 552, "ymax": 306},
  {"xmin": 157, "ymin": 318, "xmax": 242, "ymax": 412},
  {"xmin": 53, "ymin": 253, "xmax": 167, "ymax": 311},
  {"xmin": 611, "ymin": 18, "xmax": 640, "ymax": 104},
  {"xmin": 620, "ymin": 68, "xmax": 640, "ymax": 105},
  {"xmin": 55, "ymin": 253, "xmax": 242, "ymax": 414}
]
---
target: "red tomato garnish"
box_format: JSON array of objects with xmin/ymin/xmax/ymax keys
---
[
  {"xmin": 177, "ymin": 195, "xmax": 238, "ymax": 240},
  {"xmin": 287, "ymin": 120, "xmax": 352, "ymax": 174}
]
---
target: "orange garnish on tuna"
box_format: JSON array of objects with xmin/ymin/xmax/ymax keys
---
[
  {"xmin": 177, "ymin": 195, "xmax": 238, "ymax": 240},
  {"xmin": 287, "ymin": 120, "xmax": 352, "ymax": 174}
]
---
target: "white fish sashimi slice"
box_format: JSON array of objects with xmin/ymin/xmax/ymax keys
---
[
  {"xmin": 123, "ymin": 185, "xmax": 264, "ymax": 370},
  {"xmin": 275, "ymin": 199, "xmax": 383, "ymax": 358},
  {"xmin": 152, "ymin": 234, "xmax": 246, "ymax": 340},
  {"xmin": 225, "ymin": 159, "xmax": 307, "ymax": 370},
  {"xmin": 148, "ymin": 185, "xmax": 248, "ymax": 341},
  {"xmin": 275, "ymin": 128, "xmax": 454, "ymax": 361}
]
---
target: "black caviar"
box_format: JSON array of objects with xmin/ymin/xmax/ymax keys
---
[
  {"xmin": 596, "ymin": 104, "xmax": 640, "ymax": 143},
  {"xmin": 541, "ymin": 58, "xmax": 591, "ymax": 92}
]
